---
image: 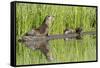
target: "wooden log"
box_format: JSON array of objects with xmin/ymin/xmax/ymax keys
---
[{"xmin": 19, "ymin": 31, "xmax": 96, "ymax": 42}]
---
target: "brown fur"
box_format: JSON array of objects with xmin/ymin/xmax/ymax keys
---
[
  {"xmin": 35, "ymin": 23, "xmax": 48, "ymax": 35},
  {"xmin": 25, "ymin": 15, "xmax": 54, "ymax": 36}
]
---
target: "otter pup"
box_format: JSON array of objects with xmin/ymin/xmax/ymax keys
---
[
  {"xmin": 64, "ymin": 28, "xmax": 74, "ymax": 40},
  {"xmin": 25, "ymin": 15, "xmax": 54, "ymax": 36},
  {"xmin": 64, "ymin": 27, "xmax": 82, "ymax": 40}
]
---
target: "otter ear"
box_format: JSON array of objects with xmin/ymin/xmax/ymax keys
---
[{"xmin": 47, "ymin": 15, "xmax": 55, "ymax": 17}]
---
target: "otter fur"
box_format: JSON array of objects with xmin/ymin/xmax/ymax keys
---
[
  {"xmin": 25, "ymin": 15, "xmax": 54, "ymax": 36},
  {"xmin": 64, "ymin": 28, "xmax": 74, "ymax": 40}
]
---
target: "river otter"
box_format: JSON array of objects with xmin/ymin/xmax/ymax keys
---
[
  {"xmin": 18, "ymin": 15, "xmax": 54, "ymax": 61},
  {"xmin": 25, "ymin": 15, "xmax": 54, "ymax": 36},
  {"xmin": 64, "ymin": 27, "xmax": 82, "ymax": 40},
  {"xmin": 64, "ymin": 28, "xmax": 74, "ymax": 40}
]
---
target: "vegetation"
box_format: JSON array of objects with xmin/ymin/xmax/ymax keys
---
[{"xmin": 16, "ymin": 3, "xmax": 97, "ymax": 65}]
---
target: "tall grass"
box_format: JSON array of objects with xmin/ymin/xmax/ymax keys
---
[{"xmin": 16, "ymin": 3, "xmax": 96, "ymax": 65}]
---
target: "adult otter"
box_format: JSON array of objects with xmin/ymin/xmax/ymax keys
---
[
  {"xmin": 19, "ymin": 15, "xmax": 54, "ymax": 61},
  {"xmin": 25, "ymin": 15, "xmax": 54, "ymax": 36},
  {"xmin": 64, "ymin": 27, "xmax": 82, "ymax": 40}
]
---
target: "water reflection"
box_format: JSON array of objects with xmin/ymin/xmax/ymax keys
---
[{"xmin": 18, "ymin": 32, "xmax": 96, "ymax": 61}]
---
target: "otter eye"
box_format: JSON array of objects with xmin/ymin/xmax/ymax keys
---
[{"xmin": 48, "ymin": 16, "xmax": 50, "ymax": 17}]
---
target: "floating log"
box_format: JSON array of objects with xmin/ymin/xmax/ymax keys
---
[{"xmin": 18, "ymin": 31, "xmax": 96, "ymax": 42}]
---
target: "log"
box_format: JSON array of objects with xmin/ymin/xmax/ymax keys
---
[{"xmin": 18, "ymin": 31, "xmax": 96, "ymax": 42}]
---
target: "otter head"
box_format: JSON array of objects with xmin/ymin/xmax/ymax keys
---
[
  {"xmin": 45, "ymin": 15, "xmax": 54, "ymax": 25},
  {"xmin": 75, "ymin": 27, "xmax": 82, "ymax": 34}
]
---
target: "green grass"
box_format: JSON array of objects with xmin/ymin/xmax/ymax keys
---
[{"xmin": 16, "ymin": 3, "xmax": 97, "ymax": 65}]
